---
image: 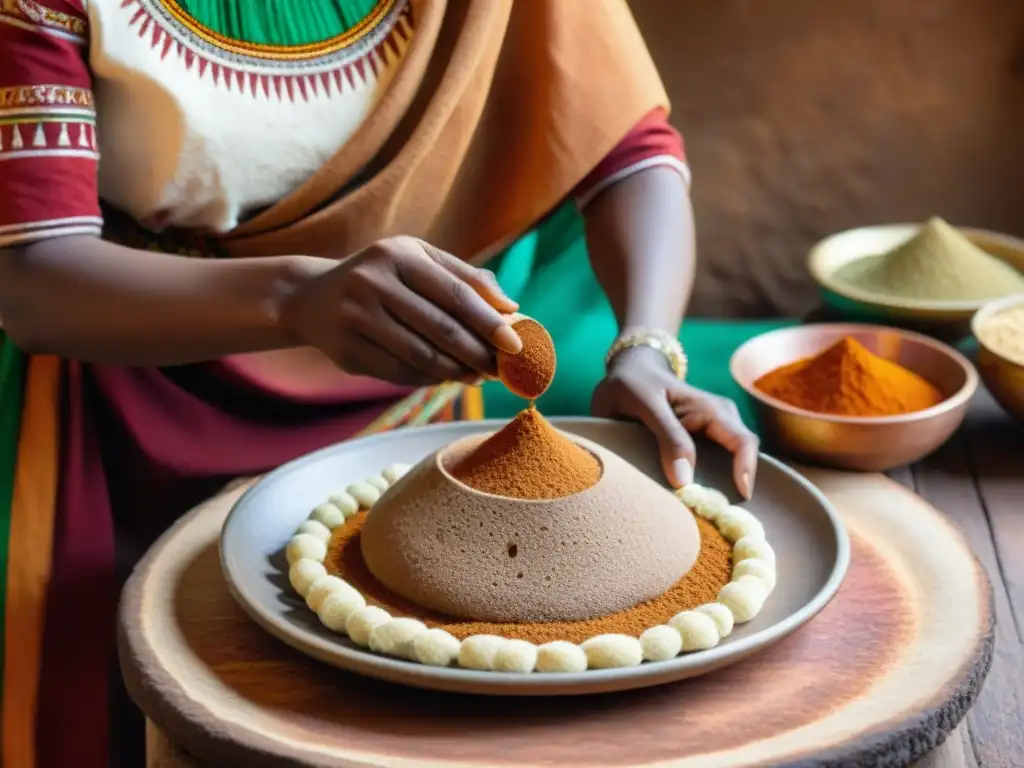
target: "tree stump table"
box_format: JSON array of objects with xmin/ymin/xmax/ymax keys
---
[{"xmin": 119, "ymin": 467, "xmax": 993, "ymax": 767}]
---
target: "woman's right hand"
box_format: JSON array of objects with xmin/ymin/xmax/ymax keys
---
[{"xmin": 280, "ymin": 237, "xmax": 523, "ymax": 386}]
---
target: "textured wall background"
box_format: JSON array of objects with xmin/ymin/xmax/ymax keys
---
[{"xmin": 630, "ymin": 0, "xmax": 1024, "ymax": 318}]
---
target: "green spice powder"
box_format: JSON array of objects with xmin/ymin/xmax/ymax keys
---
[{"xmin": 835, "ymin": 217, "xmax": 1024, "ymax": 302}]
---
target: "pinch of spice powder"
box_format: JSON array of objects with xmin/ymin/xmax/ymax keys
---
[{"xmin": 326, "ymin": 512, "xmax": 732, "ymax": 645}]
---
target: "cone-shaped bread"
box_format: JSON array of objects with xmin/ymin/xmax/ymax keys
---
[{"xmin": 360, "ymin": 415, "xmax": 700, "ymax": 623}]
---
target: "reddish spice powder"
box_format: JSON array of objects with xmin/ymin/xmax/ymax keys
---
[
  {"xmin": 754, "ymin": 337, "xmax": 943, "ymax": 417},
  {"xmin": 327, "ymin": 512, "xmax": 732, "ymax": 644},
  {"xmin": 449, "ymin": 407, "xmax": 601, "ymax": 499},
  {"xmin": 497, "ymin": 318, "xmax": 556, "ymax": 400}
]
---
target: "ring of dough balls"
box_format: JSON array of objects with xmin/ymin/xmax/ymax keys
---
[{"xmin": 283, "ymin": 474, "xmax": 775, "ymax": 672}]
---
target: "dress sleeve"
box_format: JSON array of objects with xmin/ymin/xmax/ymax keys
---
[
  {"xmin": 0, "ymin": 0, "xmax": 101, "ymax": 248},
  {"xmin": 574, "ymin": 107, "xmax": 690, "ymax": 209}
]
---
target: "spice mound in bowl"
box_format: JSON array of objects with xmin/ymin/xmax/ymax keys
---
[
  {"xmin": 450, "ymin": 406, "xmax": 601, "ymax": 499},
  {"xmin": 835, "ymin": 217, "xmax": 1024, "ymax": 303},
  {"xmin": 731, "ymin": 324, "xmax": 978, "ymax": 471},
  {"xmin": 972, "ymin": 294, "xmax": 1024, "ymax": 420},
  {"xmin": 754, "ymin": 337, "xmax": 942, "ymax": 417},
  {"xmin": 358, "ymin": 407, "xmax": 701, "ymax": 623},
  {"xmin": 808, "ymin": 219, "xmax": 1024, "ymax": 339}
]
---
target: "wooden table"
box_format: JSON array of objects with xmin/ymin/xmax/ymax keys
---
[{"xmin": 142, "ymin": 390, "xmax": 1022, "ymax": 768}]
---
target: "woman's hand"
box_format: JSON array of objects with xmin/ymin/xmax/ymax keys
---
[
  {"xmin": 592, "ymin": 346, "xmax": 759, "ymax": 499},
  {"xmin": 281, "ymin": 237, "xmax": 522, "ymax": 386}
]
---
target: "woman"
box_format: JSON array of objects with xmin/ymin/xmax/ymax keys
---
[{"xmin": 0, "ymin": 1, "xmax": 759, "ymax": 765}]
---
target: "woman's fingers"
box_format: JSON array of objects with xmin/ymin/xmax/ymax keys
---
[
  {"xmin": 629, "ymin": 389, "xmax": 697, "ymax": 488},
  {"xmin": 334, "ymin": 333, "xmax": 442, "ymax": 387},
  {"xmin": 399, "ymin": 242, "xmax": 523, "ymax": 354},
  {"xmin": 674, "ymin": 393, "xmax": 759, "ymax": 499},
  {"xmin": 418, "ymin": 241, "xmax": 520, "ymax": 314},
  {"xmin": 380, "ymin": 289, "xmax": 497, "ymax": 376}
]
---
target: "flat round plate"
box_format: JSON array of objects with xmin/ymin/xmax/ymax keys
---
[{"xmin": 217, "ymin": 417, "xmax": 848, "ymax": 695}]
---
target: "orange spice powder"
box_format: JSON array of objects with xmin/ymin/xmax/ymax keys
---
[
  {"xmin": 449, "ymin": 407, "xmax": 601, "ymax": 499},
  {"xmin": 326, "ymin": 512, "xmax": 732, "ymax": 644},
  {"xmin": 754, "ymin": 336, "xmax": 943, "ymax": 417},
  {"xmin": 497, "ymin": 318, "xmax": 556, "ymax": 400}
]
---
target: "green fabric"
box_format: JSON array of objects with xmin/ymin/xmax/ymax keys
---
[
  {"xmin": 480, "ymin": 204, "xmax": 797, "ymax": 430},
  {"xmin": 177, "ymin": 0, "xmax": 381, "ymax": 46},
  {"xmin": 0, "ymin": 333, "xmax": 27, "ymax": 691}
]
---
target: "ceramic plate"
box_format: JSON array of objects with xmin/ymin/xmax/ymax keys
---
[{"xmin": 220, "ymin": 418, "xmax": 849, "ymax": 696}]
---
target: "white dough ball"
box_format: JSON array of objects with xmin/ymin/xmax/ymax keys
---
[
  {"xmin": 536, "ymin": 641, "xmax": 588, "ymax": 673},
  {"xmin": 317, "ymin": 586, "xmax": 367, "ymax": 633},
  {"xmin": 306, "ymin": 575, "xmax": 357, "ymax": 612},
  {"xmin": 369, "ymin": 617, "xmax": 428, "ymax": 659},
  {"xmin": 413, "ymin": 629, "xmax": 462, "ymax": 667},
  {"xmin": 668, "ymin": 611, "xmax": 720, "ymax": 652},
  {"xmin": 347, "ymin": 482, "xmax": 381, "ymax": 508},
  {"xmin": 676, "ymin": 483, "xmax": 709, "ymax": 511},
  {"xmin": 494, "ymin": 639, "xmax": 538, "ymax": 673},
  {"xmin": 718, "ymin": 577, "xmax": 768, "ymax": 623},
  {"xmin": 328, "ymin": 491, "xmax": 359, "ymax": 518},
  {"xmin": 694, "ymin": 602, "xmax": 735, "ymax": 639},
  {"xmin": 732, "ymin": 558, "xmax": 777, "ymax": 593},
  {"xmin": 716, "ymin": 506, "xmax": 766, "ymax": 543},
  {"xmin": 581, "ymin": 634, "xmax": 643, "ymax": 669},
  {"xmin": 733, "ymin": 535, "xmax": 775, "ymax": 567},
  {"xmin": 310, "ymin": 502, "xmax": 345, "ymax": 530},
  {"xmin": 640, "ymin": 625, "xmax": 683, "ymax": 662},
  {"xmin": 286, "ymin": 534, "xmax": 327, "ymax": 566},
  {"xmin": 366, "ymin": 474, "xmax": 390, "ymax": 492},
  {"xmin": 345, "ymin": 605, "xmax": 391, "ymax": 647},
  {"xmin": 288, "ymin": 559, "xmax": 327, "ymax": 598},
  {"xmin": 695, "ymin": 487, "xmax": 731, "ymax": 521},
  {"xmin": 296, "ymin": 519, "xmax": 332, "ymax": 544},
  {"xmin": 382, "ymin": 463, "xmax": 411, "ymax": 485},
  {"xmin": 458, "ymin": 635, "xmax": 506, "ymax": 671}
]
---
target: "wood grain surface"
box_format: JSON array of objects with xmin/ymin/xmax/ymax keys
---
[{"xmin": 119, "ymin": 463, "xmax": 992, "ymax": 768}]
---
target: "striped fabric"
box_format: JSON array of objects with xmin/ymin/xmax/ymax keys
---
[{"xmin": 0, "ymin": 329, "xmax": 484, "ymax": 767}]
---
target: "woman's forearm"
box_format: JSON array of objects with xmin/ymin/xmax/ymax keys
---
[
  {"xmin": 0, "ymin": 236, "xmax": 332, "ymax": 365},
  {"xmin": 583, "ymin": 165, "xmax": 695, "ymax": 335}
]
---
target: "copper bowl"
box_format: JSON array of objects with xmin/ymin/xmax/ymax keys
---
[
  {"xmin": 807, "ymin": 223, "xmax": 1024, "ymax": 341},
  {"xmin": 971, "ymin": 293, "xmax": 1024, "ymax": 421},
  {"xmin": 730, "ymin": 324, "xmax": 979, "ymax": 471}
]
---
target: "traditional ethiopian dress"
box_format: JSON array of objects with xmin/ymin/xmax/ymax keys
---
[{"xmin": 0, "ymin": 0, "xmax": 697, "ymax": 764}]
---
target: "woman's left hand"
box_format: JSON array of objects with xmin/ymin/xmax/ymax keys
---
[{"xmin": 591, "ymin": 346, "xmax": 759, "ymax": 499}]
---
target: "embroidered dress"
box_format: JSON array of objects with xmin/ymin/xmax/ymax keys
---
[{"xmin": 0, "ymin": 1, "xmax": 687, "ymax": 765}]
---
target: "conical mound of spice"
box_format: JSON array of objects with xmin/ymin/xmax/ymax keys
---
[
  {"xmin": 835, "ymin": 217, "xmax": 1024, "ymax": 302},
  {"xmin": 496, "ymin": 317, "xmax": 556, "ymax": 400},
  {"xmin": 754, "ymin": 337, "xmax": 943, "ymax": 417},
  {"xmin": 450, "ymin": 407, "xmax": 601, "ymax": 499}
]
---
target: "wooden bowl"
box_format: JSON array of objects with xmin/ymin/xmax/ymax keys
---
[
  {"xmin": 972, "ymin": 293, "xmax": 1024, "ymax": 420},
  {"xmin": 730, "ymin": 324, "xmax": 978, "ymax": 471},
  {"xmin": 808, "ymin": 223, "xmax": 1024, "ymax": 340}
]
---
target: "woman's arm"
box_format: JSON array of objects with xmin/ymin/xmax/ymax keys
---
[
  {"xmin": 583, "ymin": 165, "xmax": 695, "ymax": 334},
  {"xmin": 0, "ymin": 237, "xmax": 330, "ymax": 365},
  {"xmin": 584, "ymin": 116, "xmax": 759, "ymax": 498}
]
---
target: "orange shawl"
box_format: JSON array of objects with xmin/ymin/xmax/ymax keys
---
[
  {"xmin": 218, "ymin": 0, "xmax": 669, "ymax": 393},
  {"xmin": 225, "ymin": 0, "xmax": 668, "ymax": 260}
]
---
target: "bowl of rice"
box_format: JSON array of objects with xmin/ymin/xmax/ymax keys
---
[
  {"xmin": 808, "ymin": 218, "xmax": 1024, "ymax": 340},
  {"xmin": 972, "ymin": 293, "xmax": 1024, "ymax": 420}
]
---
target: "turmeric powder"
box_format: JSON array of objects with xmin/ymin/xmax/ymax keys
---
[{"xmin": 754, "ymin": 337, "xmax": 943, "ymax": 417}]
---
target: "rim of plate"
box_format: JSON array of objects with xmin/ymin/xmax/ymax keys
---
[{"xmin": 220, "ymin": 417, "xmax": 851, "ymax": 689}]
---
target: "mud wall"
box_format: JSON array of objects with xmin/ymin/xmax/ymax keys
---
[{"xmin": 631, "ymin": 0, "xmax": 1024, "ymax": 317}]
